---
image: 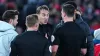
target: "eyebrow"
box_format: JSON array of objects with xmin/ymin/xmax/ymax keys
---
[{"xmin": 41, "ymin": 12, "xmax": 49, "ymax": 15}]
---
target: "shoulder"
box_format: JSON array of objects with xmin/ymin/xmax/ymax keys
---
[
  {"xmin": 7, "ymin": 30, "xmax": 18, "ymax": 39},
  {"xmin": 76, "ymin": 18, "xmax": 89, "ymax": 27},
  {"xmin": 75, "ymin": 19, "xmax": 90, "ymax": 34},
  {"xmin": 54, "ymin": 22, "xmax": 63, "ymax": 32},
  {"xmin": 0, "ymin": 30, "xmax": 18, "ymax": 43},
  {"xmin": 14, "ymin": 31, "xmax": 27, "ymax": 39},
  {"xmin": 1, "ymin": 30, "xmax": 18, "ymax": 39},
  {"xmin": 56, "ymin": 21, "xmax": 63, "ymax": 28},
  {"xmin": 53, "ymin": 25, "xmax": 62, "ymax": 36}
]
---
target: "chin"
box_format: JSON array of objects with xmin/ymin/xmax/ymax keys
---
[{"xmin": 43, "ymin": 23, "xmax": 47, "ymax": 24}]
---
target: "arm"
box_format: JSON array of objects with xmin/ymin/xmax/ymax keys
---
[
  {"xmin": 10, "ymin": 39, "xmax": 17, "ymax": 56},
  {"xmin": 51, "ymin": 35, "xmax": 60, "ymax": 56},
  {"xmin": 83, "ymin": 22, "xmax": 94, "ymax": 56},
  {"xmin": 52, "ymin": 45, "xmax": 58, "ymax": 56},
  {"xmin": 81, "ymin": 48, "xmax": 87, "ymax": 55},
  {"xmin": 2, "ymin": 33, "xmax": 18, "ymax": 56},
  {"xmin": 81, "ymin": 34, "xmax": 87, "ymax": 55},
  {"xmin": 52, "ymin": 20, "xmax": 63, "ymax": 35},
  {"xmin": 86, "ymin": 35, "xmax": 94, "ymax": 56},
  {"xmin": 81, "ymin": 42, "xmax": 87, "ymax": 56},
  {"xmin": 75, "ymin": 13, "xmax": 94, "ymax": 56},
  {"xmin": 44, "ymin": 43, "xmax": 51, "ymax": 56},
  {"xmin": 52, "ymin": 28, "xmax": 60, "ymax": 56}
]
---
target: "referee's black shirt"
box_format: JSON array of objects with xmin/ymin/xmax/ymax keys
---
[
  {"xmin": 53, "ymin": 22, "xmax": 87, "ymax": 56},
  {"xmin": 10, "ymin": 31, "xmax": 50, "ymax": 56}
]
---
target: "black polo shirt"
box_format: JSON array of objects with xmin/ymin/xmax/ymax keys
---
[
  {"xmin": 10, "ymin": 31, "xmax": 50, "ymax": 56},
  {"xmin": 53, "ymin": 22, "xmax": 87, "ymax": 56}
]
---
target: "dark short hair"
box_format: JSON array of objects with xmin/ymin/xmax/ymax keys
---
[
  {"xmin": 36, "ymin": 5, "xmax": 49, "ymax": 14},
  {"xmin": 63, "ymin": 1, "xmax": 77, "ymax": 9},
  {"xmin": 2, "ymin": 10, "xmax": 19, "ymax": 22},
  {"xmin": 26, "ymin": 14, "xmax": 38, "ymax": 27},
  {"xmin": 62, "ymin": 4, "xmax": 75, "ymax": 17}
]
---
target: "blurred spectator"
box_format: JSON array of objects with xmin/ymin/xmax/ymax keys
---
[
  {"xmin": 94, "ymin": 28, "xmax": 100, "ymax": 44},
  {"xmin": 82, "ymin": 3, "xmax": 94, "ymax": 22},
  {"xmin": 6, "ymin": 2, "xmax": 17, "ymax": 10},
  {"xmin": 0, "ymin": 0, "xmax": 6, "ymax": 3},
  {"xmin": 0, "ymin": 3, "xmax": 6, "ymax": 20},
  {"xmin": 94, "ymin": 0, "xmax": 100, "ymax": 9},
  {"xmin": 22, "ymin": 3, "xmax": 36, "ymax": 26},
  {"xmin": 90, "ymin": 21, "xmax": 100, "ymax": 30},
  {"xmin": 94, "ymin": 44, "xmax": 100, "ymax": 56},
  {"xmin": 16, "ymin": 0, "xmax": 27, "ymax": 10}
]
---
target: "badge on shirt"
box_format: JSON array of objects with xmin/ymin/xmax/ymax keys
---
[{"xmin": 51, "ymin": 35, "xmax": 55, "ymax": 42}]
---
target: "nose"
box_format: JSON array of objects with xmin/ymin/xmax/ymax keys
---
[{"xmin": 45, "ymin": 16, "xmax": 49, "ymax": 20}]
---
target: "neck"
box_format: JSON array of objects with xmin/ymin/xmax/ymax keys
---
[
  {"xmin": 8, "ymin": 22, "xmax": 15, "ymax": 28},
  {"xmin": 27, "ymin": 27, "xmax": 38, "ymax": 31},
  {"xmin": 39, "ymin": 22, "xmax": 43, "ymax": 25},
  {"xmin": 8, "ymin": 21, "xmax": 14, "ymax": 26},
  {"xmin": 63, "ymin": 17, "xmax": 74, "ymax": 23}
]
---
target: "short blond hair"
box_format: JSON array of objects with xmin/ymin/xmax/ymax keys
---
[{"xmin": 26, "ymin": 14, "xmax": 38, "ymax": 27}]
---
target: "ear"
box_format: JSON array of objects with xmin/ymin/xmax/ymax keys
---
[
  {"xmin": 74, "ymin": 9, "xmax": 77, "ymax": 13},
  {"xmin": 63, "ymin": 12, "xmax": 66, "ymax": 17},
  {"xmin": 35, "ymin": 23, "xmax": 39, "ymax": 27},
  {"xmin": 9, "ymin": 19, "xmax": 13, "ymax": 24}
]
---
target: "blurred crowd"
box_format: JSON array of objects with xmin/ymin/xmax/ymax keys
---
[{"xmin": 0, "ymin": 0, "xmax": 100, "ymax": 34}]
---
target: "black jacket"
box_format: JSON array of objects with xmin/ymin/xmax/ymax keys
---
[{"xmin": 75, "ymin": 14, "xmax": 94, "ymax": 56}]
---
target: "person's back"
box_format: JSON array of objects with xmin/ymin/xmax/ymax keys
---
[
  {"xmin": 0, "ymin": 10, "xmax": 18, "ymax": 56},
  {"xmin": 52, "ymin": 3, "xmax": 87, "ymax": 56},
  {"xmin": 53, "ymin": 22, "xmax": 87, "ymax": 56},
  {"xmin": 0, "ymin": 21, "xmax": 18, "ymax": 56},
  {"xmin": 10, "ymin": 31, "xmax": 48, "ymax": 56}
]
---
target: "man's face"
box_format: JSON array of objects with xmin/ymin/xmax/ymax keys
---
[
  {"xmin": 13, "ymin": 15, "xmax": 18, "ymax": 27},
  {"xmin": 38, "ymin": 9, "xmax": 49, "ymax": 24}
]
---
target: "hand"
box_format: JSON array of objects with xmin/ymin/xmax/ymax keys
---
[
  {"xmin": 75, "ymin": 10, "xmax": 81, "ymax": 16},
  {"xmin": 45, "ymin": 33, "xmax": 48, "ymax": 39}
]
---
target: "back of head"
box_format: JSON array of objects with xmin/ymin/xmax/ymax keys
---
[
  {"xmin": 36, "ymin": 5, "xmax": 49, "ymax": 14},
  {"xmin": 62, "ymin": 4, "xmax": 75, "ymax": 17},
  {"xmin": 26, "ymin": 14, "xmax": 38, "ymax": 27},
  {"xmin": 63, "ymin": 1, "xmax": 81, "ymax": 20},
  {"xmin": 64, "ymin": 1, "xmax": 77, "ymax": 9},
  {"xmin": 2, "ymin": 10, "xmax": 19, "ymax": 23}
]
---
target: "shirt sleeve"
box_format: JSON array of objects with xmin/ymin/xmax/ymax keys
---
[
  {"xmin": 52, "ymin": 28, "xmax": 60, "ymax": 45},
  {"xmin": 44, "ymin": 42, "xmax": 51, "ymax": 56},
  {"xmin": 81, "ymin": 35, "xmax": 87, "ymax": 48}
]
